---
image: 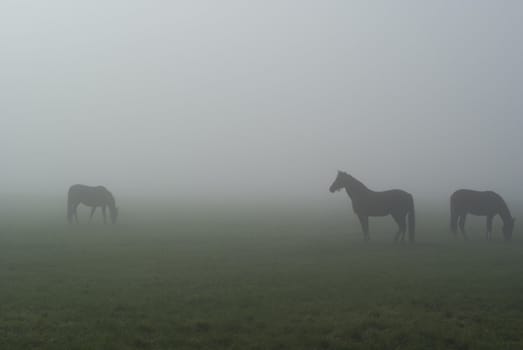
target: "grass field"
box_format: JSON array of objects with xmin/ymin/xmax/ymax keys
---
[{"xmin": 1, "ymin": 197, "xmax": 523, "ymax": 349}]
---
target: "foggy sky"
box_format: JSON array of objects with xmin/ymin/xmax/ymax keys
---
[{"xmin": 2, "ymin": 1, "xmax": 523, "ymax": 200}]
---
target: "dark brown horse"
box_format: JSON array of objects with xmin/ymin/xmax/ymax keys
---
[
  {"xmin": 450, "ymin": 189, "xmax": 514, "ymax": 241},
  {"xmin": 67, "ymin": 184, "xmax": 119, "ymax": 224},
  {"xmin": 329, "ymin": 171, "xmax": 415, "ymax": 243}
]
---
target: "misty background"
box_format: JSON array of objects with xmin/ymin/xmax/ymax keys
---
[{"xmin": 2, "ymin": 1, "xmax": 522, "ymax": 205}]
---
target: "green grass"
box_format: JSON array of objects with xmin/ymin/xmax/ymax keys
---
[{"xmin": 1, "ymin": 198, "xmax": 523, "ymax": 349}]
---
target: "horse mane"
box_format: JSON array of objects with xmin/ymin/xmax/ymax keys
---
[
  {"xmin": 497, "ymin": 196, "xmax": 512, "ymax": 221},
  {"xmin": 105, "ymin": 190, "xmax": 116, "ymax": 206},
  {"xmin": 342, "ymin": 172, "xmax": 370, "ymax": 192},
  {"xmin": 95, "ymin": 186, "xmax": 115, "ymax": 206}
]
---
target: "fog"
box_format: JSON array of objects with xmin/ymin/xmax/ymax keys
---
[{"xmin": 2, "ymin": 1, "xmax": 523, "ymax": 202}]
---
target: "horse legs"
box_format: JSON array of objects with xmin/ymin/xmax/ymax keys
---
[
  {"xmin": 102, "ymin": 205, "xmax": 107, "ymax": 224},
  {"xmin": 486, "ymin": 215, "xmax": 494, "ymax": 241},
  {"xmin": 450, "ymin": 210, "xmax": 459, "ymax": 236},
  {"xmin": 458, "ymin": 214, "xmax": 468, "ymax": 241},
  {"xmin": 358, "ymin": 214, "xmax": 370, "ymax": 241},
  {"xmin": 392, "ymin": 213, "xmax": 406, "ymax": 243},
  {"xmin": 89, "ymin": 207, "xmax": 97, "ymax": 222},
  {"xmin": 72, "ymin": 203, "xmax": 80, "ymax": 224}
]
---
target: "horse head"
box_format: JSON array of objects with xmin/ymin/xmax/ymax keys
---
[{"xmin": 329, "ymin": 171, "xmax": 347, "ymax": 193}]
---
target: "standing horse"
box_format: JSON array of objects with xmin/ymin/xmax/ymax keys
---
[
  {"xmin": 450, "ymin": 189, "xmax": 514, "ymax": 241},
  {"xmin": 329, "ymin": 171, "xmax": 415, "ymax": 243},
  {"xmin": 67, "ymin": 184, "xmax": 119, "ymax": 224}
]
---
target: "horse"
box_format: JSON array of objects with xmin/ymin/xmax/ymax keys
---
[
  {"xmin": 329, "ymin": 171, "xmax": 415, "ymax": 243},
  {"xmin": 67, "ymin": 184, "xmax": 119, "ymax": 224},
  {"xmin": 450, "ymin": 189, "xmax": 515, "ymax": 241}
]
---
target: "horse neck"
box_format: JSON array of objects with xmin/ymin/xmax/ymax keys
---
[
  {"xmin": 107, "ymin": 197, "xmax": 116, "ymax": 210},
  {"xmin": 104, "ymin": 192, "xmax": 116, "ymax": 209},
  {"xmin": 343, "ymin": 176, "xmax": 370, "ymax": 199},
  {"xmin": 498, "ymin": 202, "xmax": 512, "ymax": 223}
]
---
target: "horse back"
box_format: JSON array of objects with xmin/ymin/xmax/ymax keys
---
[
  {"xmin": 68, "ymin": 184, "xmax": 113, "ymax": 207},
  {"xmin": 451, "ymin": 189, "xmax": 505, "ymax": 215},
  {"xmin": 357, "ymin": 189, "xmax": 412, "ymax": 216}
]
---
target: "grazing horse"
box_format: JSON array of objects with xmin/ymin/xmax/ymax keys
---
[
  {"xmin": 329, "ymin": 171, "xmax": 415, "ymax": 243},
  {"xmin": 450, "ymin": 189, "xmax": 515, "ymax": 241},
  {"xmin": 67, "ymin": 184, "xmax": 119, "ymax": 224}
]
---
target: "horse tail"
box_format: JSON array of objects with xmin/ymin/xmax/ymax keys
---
[
  {"xmin": 450, "ymin": 195, "xmax": 458, "ymax": 235},
  {"xmin": 407, "ymin": 194, "xmax": 415, "ymax": 243}
]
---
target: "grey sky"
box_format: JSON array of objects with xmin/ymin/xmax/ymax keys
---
[{"xmin": 2, "ymin": 1, "xmax": 522, "ymax": 200}]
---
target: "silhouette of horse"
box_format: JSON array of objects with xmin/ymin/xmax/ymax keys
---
[
  {"xmin": 450, "ymin": 189, "xmax": 514, "ymax": 241},
  {"xmin": 67, "ymin": 184, "xmax": 119, "ymax": 224},
  {"xmin": 329, "ymin": 171, "xmax": 415, "ymax": 243}
]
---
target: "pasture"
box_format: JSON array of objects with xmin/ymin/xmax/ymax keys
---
[{"xmin": 1, "ymin": 196, "xmax": 523, "ymax": 349}]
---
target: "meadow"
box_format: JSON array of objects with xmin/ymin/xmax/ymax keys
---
[{"xmin": 1, "ymin": 196, "xmax": 523, "ymax": 349}]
